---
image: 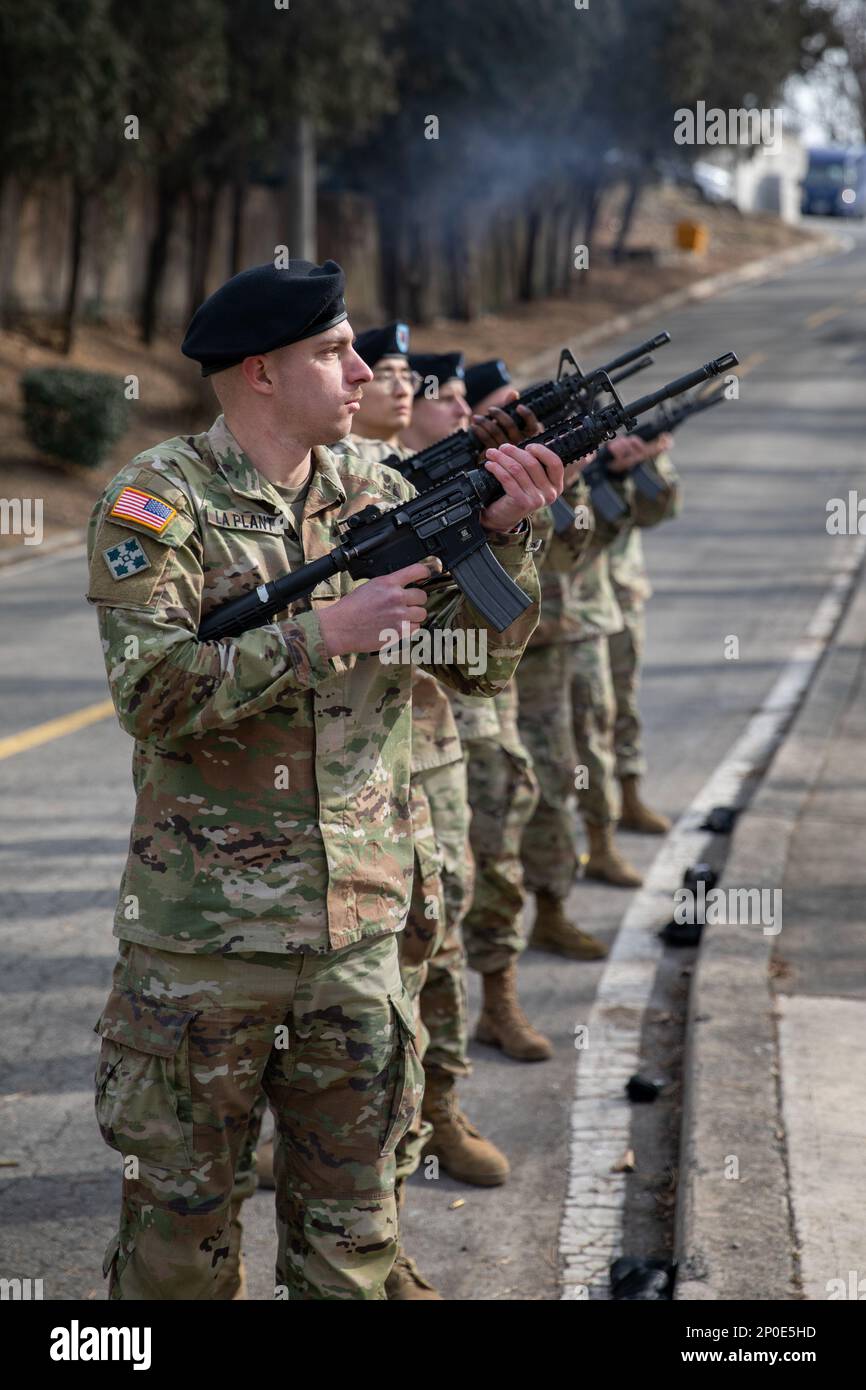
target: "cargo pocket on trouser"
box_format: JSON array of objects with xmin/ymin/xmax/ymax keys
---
[
  {"xmin": 402, "ymin": 853, "xmax": 445, "ymax": 970},
  {"xmin": 94, "ymin": 987, "xmax": 197, "ymax": 1170},
  {"xmin": 379, "ymin": 988, "xmax": 426, "ymax": 1158},
  {"xmin": 403, "ymin": 778, "xmax": 446, "ymax": 968}
]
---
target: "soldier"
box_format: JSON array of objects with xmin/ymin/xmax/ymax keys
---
[
  {"xmin": 343, "ymin": 335, "xmax": 554, "ymax": 1292},
  {"xmin": 464, "ymin": 358, "xmax": 514, "ymax": 414},
  {"xmin": 345, "ymin": 320, "xmax": 418, "ymax": 448},
  {"xmin": 400, "ymin": 350, "xmax": 473, "ymax": 447},
  {"xmin": 249, "ymin": 325, "xmax": 422, "ymax": 1204},
  {"xmin": 607, "ymin": 440, "xmax": 680, "ymax": 834},
  {"xmin": 87, "ymin": 260, "xmax": 563, "ymax": 1301},
  {"xmin": 518, "ymin": 434, "xmax": 666, "ymax": 949},
  {"xmin": 336, "ymin": 324, "xmax": 464, "ymax": 1299},
  {"xmin": 250, "ymin": 327, "xmax": 486, "ymax": 1298},
  {"xmin": 567, "ymin": 436, "xmax": 679, "ymax": 883},
  {"xmin": 449, "ymin": 357, "xmax": 553, "ymax": 1062},
  {"xmin": 568, "ymin": 550, "xmax": 645, "ymax": 888}
]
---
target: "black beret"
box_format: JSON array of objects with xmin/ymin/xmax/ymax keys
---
[
  {"xmin": 410, "ymin": 352, "xmax": 465, "ymax": 399},
  {"xmin": 354, "ymin": 321, "xmax": 410, "ymax": 367},
  {"xmin": 181, "ymin": 259, "xmax": 347, "ymax": 377},
  {"xmin": 464, "ymin": 358, "xmax": 512, "ymax": 408}
]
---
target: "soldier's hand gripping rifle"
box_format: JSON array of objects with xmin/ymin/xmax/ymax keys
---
[
  {"xmin": 197, "ymin": 353, "xmax": 737, "ymax": 641},
  {"xmin": 395, "ymin": 335, "xmax": 667, "ymax": 535},
  {"xmin": 389, "ymin": 331, "xmax": 672, "ymax": 494},
  {"xmin": 587, "ymin": 376, "xmax": 734, "ymax": 519}
]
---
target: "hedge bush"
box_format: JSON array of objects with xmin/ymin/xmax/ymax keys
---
[{"xmin": 20, "ymin": 368, "xmax": 130, "ymax": 469}]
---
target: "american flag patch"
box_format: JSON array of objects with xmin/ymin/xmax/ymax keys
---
[{"xmin": 109, "ymin": 486, "xmax": 177, "ymax": 533}]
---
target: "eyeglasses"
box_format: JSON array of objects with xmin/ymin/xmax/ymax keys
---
[{"xmin": 371, "ymin": 369, "xmax": 421, "ymax": 392}]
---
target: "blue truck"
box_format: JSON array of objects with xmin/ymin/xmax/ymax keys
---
[{"xmin": 801, "ymin": 146, "xmax": 866, "ymax": 218}]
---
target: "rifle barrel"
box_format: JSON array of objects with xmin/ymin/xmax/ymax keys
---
[
  {"xmin": 622, "ymin": 353, "xmax": 737, "ymax": 420},
  {"xmin": 608, "ymin": 355, "xmax": 653, "ymax": 387},
  {"xmin": 601, "ymin": 330, "xmax": 671, "ymax": 375}
]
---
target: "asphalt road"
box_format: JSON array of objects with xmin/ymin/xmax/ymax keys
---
[{"xmin": 1, "ymin": 216, "xmax": 864, "ymax": 1301}]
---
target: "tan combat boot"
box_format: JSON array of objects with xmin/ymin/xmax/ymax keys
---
[
  {"xmin": 476, "ymin": 961, "xmax": 554, "ymax": 1061},
  {"xmin": 584, "ymin": 822, "xmax": 643, "ymax": 887},
  {"xmin": 256, "ymin": 1135, "xmax": 275, "ymax": 1190},
  {"xmin": 386, "ymin": 1250, "xmax": 443, "ymax": 1300},
  {"xmin": 529, "ymin": 890, "xmax": 608, "ymax": 960},
  {"xmin": 386, "ymin": 1177, "xmax": 442, "ymax": 1299},
  {"xmin": 213, "ymin": 1201, "xmax": 247, "ymax": 1300},
  {"xmin": 619, "ymin": 776, "xmax": 672, "ymax": 835},
  {"xmin": 422, "ymin": 1072, "xmax": 510, "ymax": 1186}
]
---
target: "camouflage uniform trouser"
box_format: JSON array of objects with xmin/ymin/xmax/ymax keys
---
[
  {"xmin": 392, "ymin": 768, "xmax": 449, "ymax": 1183},
  {"xmin": 412, "ymin": 758, "xmax": 473, "ymax": 1082},
  {"xmin": 516, "ymin": 635, "xmax": 617, "ymax": 900},
  {"xmin": 95, "ymin": 933, "xmax": 423, "ymax": 1300},
  {"xmin": 461, "ymin": 729, "xmax": 539, "ymax": 975},
  {"xmin": 608, "ymin": 606, "xmax": 646, "ymax": 780}
]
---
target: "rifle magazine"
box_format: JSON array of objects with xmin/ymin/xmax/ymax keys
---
[{"xmin": 450, "ymin": 544, "xmax": 533, "ymax": 633}]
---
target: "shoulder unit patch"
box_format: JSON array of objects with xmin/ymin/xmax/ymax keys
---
[
  {"xmin": 110, "ymin": 486, "xmax": 177, "ymax": 533},
  {"xmin": 103, "ymin": 535, "xmax": 152, "ymax": 581}
]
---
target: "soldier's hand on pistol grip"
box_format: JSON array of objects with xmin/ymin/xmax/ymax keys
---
[{"xmin": 317, "ymin": 559, "xmax": 443, "ymax": 657}]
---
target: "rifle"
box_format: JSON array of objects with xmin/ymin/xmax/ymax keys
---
[
  {"xmin": 197, "ymin": 352, "xmax": 736, "ymax": 641},
  {"xmin": 577, "ymin": 375, "xmax": 735, "ymax": 525},
  {"xmin": 389, "ymin": 331, "xmax": 671, "ymax": 493},
  {"xmin": 506, "ymin": 332, "xmax": 671, "ymax": 428}
]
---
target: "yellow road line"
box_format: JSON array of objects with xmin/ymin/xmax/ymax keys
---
[
  {"xmin": 0, "ymin": 700, "xmax": 115, "ymax": 761},
  {"xmin": 805, "ymin": 305, "xmax": 845, "ymax": 330},
  {"xmin": 731, "ymin": 351, "xmax": 767, "ymax": 380}
]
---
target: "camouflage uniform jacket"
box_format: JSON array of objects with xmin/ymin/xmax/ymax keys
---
[
  {"xmin": 529, "ymin": 472, "xmax": 629, "ymax": 646},
  {"xmin": 86, "ymin": 415, "xmax": 539, "ymax": 956},
  {"xmin": 609, "ymin": 452, "xmax": 681, "ymax": 611}
]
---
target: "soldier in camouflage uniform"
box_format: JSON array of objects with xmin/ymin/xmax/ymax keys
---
[
  {"xmin": 608, "ymin": 445, "xmax": 681, "ymax": 834},
  {"xmin": 346, "ymin": 341, "xmax": 547, "ymax": 1295},
  {"xmin": 447, "ymin": 685, "xmax": 553, "ymax": 1060},
  {"xmin": 403, "ymin": 353, "xmax": 553, "ymax": 1056},
  {"xmin": 87, "ymin": 263, "xmax": 562, "ymax": 1301},
  {"xmin": 447, "ymin": 357, "xmax": 554, "ymax": 1062},
  {"xmin": 567, "ymin": 440, "xmax": 680, "ymax": 874},
  {"xmin": 566, "ymin": 547, "xmax": 644, "ymax": 888},
  {"xmin": 344, "ymin": 340, "xmax": 561, "ymax": 1292},
  {"xmin": 252, "ymin": 331, "xmax": 483, "ymax": 1299},
  {"xmin": 518, "ymin": 434, "xmax": 670, "ymax": 949}
]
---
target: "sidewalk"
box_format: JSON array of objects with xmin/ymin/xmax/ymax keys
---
[{"xmin": 676, "ymin": 559, "xmax": 866, "ymax": 1301}]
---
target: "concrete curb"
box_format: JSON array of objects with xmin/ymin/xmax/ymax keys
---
[
  {"xmin": 515, "ymin": 229, "xmax": 846, "ymax": 383},
  {"xmin": 675, "ymin": 557, "xmax": 866, "ymax": 1301}
]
